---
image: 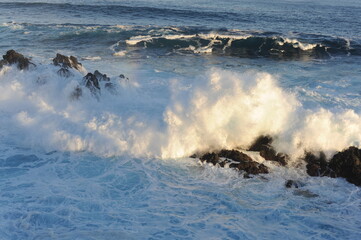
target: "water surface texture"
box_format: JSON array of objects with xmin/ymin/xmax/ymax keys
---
[{"xmin": 0, "ymin": 0, "xmax": 361, "ymax": 239}]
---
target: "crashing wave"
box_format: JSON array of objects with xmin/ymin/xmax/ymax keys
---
[{"xmin": 1, "ymin": 50, "xmax": 360, "ymax": 186}]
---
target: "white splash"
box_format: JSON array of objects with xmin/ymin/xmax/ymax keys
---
[{"xmin": 0, "ymin": 64, "xmax": 360, "ymax": 160}]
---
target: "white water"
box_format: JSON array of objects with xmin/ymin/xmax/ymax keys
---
[{"xmin": 1, "ymin": 63, "xmax": 360, "ymax": 161}]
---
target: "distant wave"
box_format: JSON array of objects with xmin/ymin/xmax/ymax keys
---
[
  {"xmin": 114, "ymin": 29, "xmax": 361, "ymax": 59},
  {"xmin": 2, "ymin": 21, "xmax": 360, "ymax": 60}
]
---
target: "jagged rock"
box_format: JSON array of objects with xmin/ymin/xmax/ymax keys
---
[
  {"xmin": 285, "ymin": 180, "xmax": 304, "ymax": 188},
  {"xmin": 248, "ymin": 135, "xmax": 289, "ymax": 166},
  {"xmin": 200, "ymin": 152, "xmax": 219, "ymax": 165},
  {"xmin": 53, "ymin": 53, "xmax": 82, "ymax": 71},
  {"xmin": 329, "ymin": 147, "xmax": 361, "ymax": 186},
  {"xmin": 2, "ymin": 50, "xmax": 34, "ymax": 70},
  {"xmin": 219, "ymin": 149, "xmax": 253, "ymax": 162},
  {"xmin": 70, "ymin": 86, "xmax": 82, "ymax": 100},
  {"xmin": 229, "ymin": 159, "xmax": 269, "ymax": 175},
  {"xmin": 94, "ymin": 70, "xmax": 110, "ymax": 81},
  {"xmin": 83, "ymin": 72, "xmax": 100, "ymax": 96},
  {"xmin": 199, "ymin": 149, "xmax": 269, "ymax": 175},
  {"xmin": 57, "ymin": 67, "xmax": 73, "ymax": 78},
  {"xmin": 304, "ymin": 151, "xmax": 335, "ymax": 177}
]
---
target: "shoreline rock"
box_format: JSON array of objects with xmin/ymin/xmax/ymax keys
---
[
  {"xmin": 53, "ymin": 53, "xmax": 83, "ymax": 71},
  {"xmin": 304, "ymin": 147, "xmax": 361, "ymax": 186},
  {"xmin": 248, "ymin": 135, "xmax": 289, "ymax": 166},
  {"xmin": 1, "ymin": 50, "xmax": 34, "ymax": 70},
  {"xmin": 198, "ymin": 149, "xmax": 269, "ymax": 176}
]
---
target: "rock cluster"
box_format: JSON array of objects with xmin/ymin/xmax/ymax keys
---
[
  {"xmin": 197, "ymin": 149, "xmax": 269, "ymax": 176},
  {"xmin": 248, "ymin": 135, "xmax": 289, "ymax": 166},
  {"xmin": 53, "ymin": 53, "xmax": 83, "ymax": 71},
  {"xmin": 305, "ymin": 147, "xmax": 361, "ymax": 186},
  {"xmin": 0, "ymin": 49, "xmax": 34, "ymax": 70}
]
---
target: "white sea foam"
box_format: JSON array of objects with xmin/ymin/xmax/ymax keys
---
[
  {"xmin": 82, "ymin": 56, "xmax": 102, "ymax": 60},
  {"xmin": 0, "ymin": 64, "xmax": 360, "ymax": 160},
  {"xmin": 279, "ymin": 38, "xmax": 319, "ymax": 51}
]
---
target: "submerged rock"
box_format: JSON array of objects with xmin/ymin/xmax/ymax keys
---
[
  {"xmin": 57, "ymin": 67, "xmax": 73, "ymax": 78},
  {"xmin": 70, "ymin": 86, "xmax": 82, "ymax": 100},
  {"xmin": 248, "ymin": 135, "xmax": 289, "ymax": 166},
  {"xmin": 293, "ymin": 189, "xmax": 319, "ymax": 198},
  {"xmin": 328, "ymin": 147, "xmax": 361, "ymax": 186},
  {"xmin": 2, "ymin": 50, "xmax": 34, "ymax": 70},
  {"xmin": 199, "ymin": 149, "xmax": 269, "ymax": 175},
  {"xmin": 53, "ymin": 53, "xmax": 82, "ymax": 71},
  {"xmin": 285, "ymin": 180, "xmax": 304, "ymax": 188}
]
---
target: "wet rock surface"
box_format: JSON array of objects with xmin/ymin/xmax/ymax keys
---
[
  {"xmin": 94, "ymin": 70, "xmax": 110, "ymax": 81},
  {"xmin": 2, "ymin": 50, "xmax": 34, "ymax": 70},
  {"xmin": 199, "ymin": 149, "xmax": 269, "ymax": 175},
  {"xmin": 304, "ymin": 151, "xmax": 334, "ymax": 177},
  {"xmin": 328, "ymin": 147, "xmax": 361, "ymax": 186},
  {"xmin": 304, "ymin": 147, "xmax": 361, "ymax": 186},
  {"xmin": 248, "ymin": 135, "xmax": 289, "ymax": 166},
  {"xmin": 53, "ymin": 53, "xmax": 83, "ymax": 71}
]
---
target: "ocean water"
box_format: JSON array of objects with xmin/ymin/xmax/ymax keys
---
[{"xmin": 1, "ymin": 0, "xmax": 361, "ymax": 239}]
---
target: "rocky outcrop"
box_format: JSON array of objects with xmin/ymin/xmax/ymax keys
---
[
  {"xmin": 1, "ymin": 50, "xmax": 34, "ymax": 70},
  {"xmin": 304, "ymin": 147, "xmax": 361, "ymax": 186},
  {"xmin": 94, "ymin": 70, "xmax": 110, "ymax": 82},
  {"xmin": 248, "ymin": 135, "xmax": 289, "ymax": 166},
  {"xmin": 83, "ymin": 72, "xmax": 100, "ymax": 97},
  {"xmin": 199, "ymin": 149, "xmax": 269, "ymax": 176},
  {"xmin": 328, "ymin": 147, "xmax": 361, "ymax": 186},
  {"xmin": 53, "ymin": 53, "xmax": 82, "ymax": 71},
  {"xmin": 304, "ymin": 151, "xmax": 334, "ymax": 177}
]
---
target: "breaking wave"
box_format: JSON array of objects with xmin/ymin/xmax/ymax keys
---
[
  {"xmin": 119, "ymin": 32, "xmax": 360, "ymax": 59},
  {"xmin": 1, "ymin": 59, "xmax": 360, "ymax": 160}
]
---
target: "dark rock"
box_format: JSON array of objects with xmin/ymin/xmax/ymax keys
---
[
  {"xmin": 0, "ymin": 59, "xmax": 7, "ymax": 69},
  {"xmin": 57, "ymin": 68, "xmax": 73, "ymax": 78},
  {"xmin": 219, "ymin": 149, "xmax": 254, "ymax": 162},
  {"xmin": 199, "ymin": 149, "xmax": 269, "ymax": 175},
  {"xmin": 285, "ymin": 180, "xmax": 304, "ymax": 188},
  {"xmin": 53, "ymin": 53, "xmax": 82, "ymax": 71},
  {"xmin": 94, "ymin": 70, "xmax": 110, "ymax": 81},
  {"xmin": 200, "ymin": 152, "xmax": 219, "ymax": 165},
  {"xmin": 229, "ymin": 160, "xmax": 269, "ymax": 175},
  {"xmin": 83, "ymin": 72, "xmax": 100, "ymax": 96},
  {"xmin": 328, "ymin": 147, "xmax": 361, "ymax": 186},
  {"xmin": 119, "ymin": 74, "xmax": 125, "ymax": 79},
  {"xmin": 248, "ymin": 135, "xmax": 289, "ymax": 166},
  {"xmin": 70, "ymin": 86, "xmax": 82, "ymax": 100},
  {"xmin": 249, "ymin": 135, "xmax": 273, "ymax": 149},
  {"xmin": 3, "ymin": 50, "xmax": 34, "ymax": 70},
  {"xmin": 304, "ymin": 151, "xmax": 334, "ymax": 177}
]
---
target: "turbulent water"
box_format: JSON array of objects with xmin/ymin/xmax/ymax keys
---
[{"xmin": 1, "ymin": 0, "xmax": 361, "ymax": 239}]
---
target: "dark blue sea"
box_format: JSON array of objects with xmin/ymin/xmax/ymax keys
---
[{"xmin": 0, "ymin": 0, "xmax": 361, "ymax": 239}]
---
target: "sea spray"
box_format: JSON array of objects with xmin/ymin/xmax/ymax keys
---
[{"xmin": 1, "ymin": 60, "xmax": 360, "ymax": 160}]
